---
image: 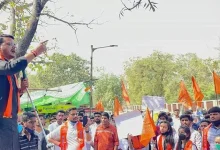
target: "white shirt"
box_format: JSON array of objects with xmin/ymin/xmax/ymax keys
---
[
  {"xmin": 47, "ymin": 122, "xmax": 87, "ymax": 150},
  {"xmin": 118, "ymin": 138, "xmax": 129, "ymax": 150},
  {"xmin": 48, "ymin": 122, "xmax": 62, "ymax": 150},
  {"xmin": 118, "ymin": 138, "xmax": 149, "ymax": 150},
  {"xmin": 48, "ymin": 122, "xmax": 61, "ymax": 132},
  {"xmin": 172, "ymin": 116, "xmax": 181, "ymax": 131},
  {"xmin": 35, "ymin": 130, "xmax": 44, "ymax": 150},
  {"xmin": 87, "ymin": 123, "xmax": 99, "ymax": 150},
  {"xmin": 190, "ymin": 128, "xmax": 201, "ymax": 150}
]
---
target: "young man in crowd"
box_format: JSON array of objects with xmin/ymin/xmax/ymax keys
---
[
  {"xmin": 47, "ymin": 108, "xmax": 87, "ymax": 150},
  {"xmin": 94, "ymin": 112, "xmax": 119, "ymax": 150},
  {"xmin": 87, "ymin": 112, "xmax": 102, "ymax": 150},
  {"xmin": 19, "ymin": 112, "xmax": 38, "ymax": 150},
  {"xmin": 198, "ymin": 119, "xmax": 211, "ymax": 135},
  {"xmin": 35, "ymin": 114, "xmax": 49, "ymax": 150},
  {"xmin": 179, "ymin": 114, "xmax": 202, "ymax": 149},
  {"xmin": 48, "ymin": 110, "xmax": 65, "ymax": 150},
  {"xmin": 202, "ymin": 106, "xmax": 220, "ymax": 150}
]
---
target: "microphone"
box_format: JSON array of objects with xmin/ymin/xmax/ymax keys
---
[{"xmin": 22, "ymin": 69, "xmax": 27, "ymax": 80}]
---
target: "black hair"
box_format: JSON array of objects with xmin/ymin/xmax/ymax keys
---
[
  {"xmin": 200, "ymin": 119, "xmax": 211, "ymax": 125},
  {"xmin": 202, "ymin": 110, "xmax": 208, "ymax": 115},
  {"xmin": 180, "ymin": 114, "xmax": 193, "ymax": 122},
  {"xmin": 167, "ymin": 112, "xmax": 171, "ymax": 117},
  {"xmin": 79, "ymin": 109, "xmax": 85, "ymax": 114},
  {"xmin": 159, "ymin": 121, "xmax": 175, "ymax": 149},
  {"xmin": 204, "ymin": 114, "xmax": 210, "ymax": 119},
  {"xmin": 176, "ymin": 126, "xmax": 191, "ymax": 150},
  {"xmin": 0, "ymin": 34, "xmax": 14, "ymax": 45},
  {"xmin": 167, "ymin": 117, "xmax": 173, "ymax": 123},
  {"xmin": 50, "ymin": 117, "xmax": 56, "ymax": 121},
  {"xmin": 208, "ymin": 106, "xmax": 220, "ymax": 114},
  {"xmin": 78, "ymin": 113, "xmax": 84, "ymax": 117},
  {"xmin": 94, "ymin": 112, "xmax": 101, "ymax": 116},
  {"xmin": 90, "ymin": 116, "xmax": 94, "ymax": 119},
  {"xmin": 66, "ymin": 108, "xmax": 77, "ymax": 115},
  {"xmin": 102, "ymin": 112, "xmax": 110, "ymax": 119},
  {"xmin": 56, "ymin": 110, "xmax": 66, "ymax": 115},
  {"xmin": 22, "ymin": 112, "xmax": 36, "ymax": 122},
  {"xmin": 184, "ymin": 110, "xmax": 193, "ymax": 115},
  {"xmin": 38, "ymin": 114, "xmax": 45, "ymax": 119},
  {"xmin": 158, "ymin": 112, "xmax": 168, "ymax": 120}
]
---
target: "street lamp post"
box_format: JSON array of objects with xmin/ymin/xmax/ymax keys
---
[{"xmin": 90, "ymin": 44, "xmax": 118, "ymax": 116}]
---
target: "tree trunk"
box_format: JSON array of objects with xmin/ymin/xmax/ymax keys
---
[
  {"xmin": 9, "ymin": 5, "xmax": 16, "ymax": 36},
  {"xmin": 16, "ymin": 0, "xmax": 48, "ymax": 57}
]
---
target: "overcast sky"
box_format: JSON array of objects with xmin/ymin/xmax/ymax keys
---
[{"xmin": 7, "ymin": 0, "xmax": 220, "ymax": 75}]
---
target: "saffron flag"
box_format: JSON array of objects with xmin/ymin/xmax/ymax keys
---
[
  {"xmin": 121, "ymin": 80, "xmax": 130, "ymax": 105},
  {"xmin": 178, "ymin": 81, "xmax": 193, "ymax": 108},
  {"xmin": 84, "ymin": 86, "xmax": 91, "ymax": 92},
  {"xmin": 114, "ymin": 97, "xmax": 123, "ymax": 116},
  {"xmin": 140, "ymin": 108, "xmax": 156, "ymax": 146},
  {"xmin": 95, "ymin": 100, "xmax": 104, "ymax": 112},
  {"xmin": 192, "ymin": 76, "xmax": 204, "ymax": 108},
  {"xmin": 213, "ymin": 71, "xmax": 220, "ymax": 94}
]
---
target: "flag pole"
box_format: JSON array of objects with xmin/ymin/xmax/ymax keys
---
[
  {"xmin": 151, "ymin": 110, "xmax": 154, "ymax": 121},
  {"xmin": 126, "ymin": 103, "xmax": 129, "ymax": 112},
  {"xmin": 180, "ymin": 103, "xmax": 184, "ymax": 115}
]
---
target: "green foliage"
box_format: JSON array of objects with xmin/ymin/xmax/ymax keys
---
[
  {"xmin": 124, "ymin": 51, "xmax": 220, "ymax": 104},
  {"xmin": 93, "ymin": 73, "xmax": 122, "ymax": 110},
  {"xmin": 28, "ymin": 53, "xmax": 90, "ymax": 89}
]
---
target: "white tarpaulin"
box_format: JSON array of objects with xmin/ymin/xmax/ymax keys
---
[
  {"xmin": 114, "ymin": 110, "xmax": 143, "ymax": 139},
  {"xmin": 142, "ymin": 96, "xmax": 165, "ymax": 111}
]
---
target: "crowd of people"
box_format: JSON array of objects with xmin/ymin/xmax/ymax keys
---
[{"xmin": 14, "ymin": 106, "xmax": 220, "ymax": 150}]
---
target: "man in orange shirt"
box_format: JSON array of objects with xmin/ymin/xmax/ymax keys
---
[{"xmin": 94, "ymin": 112, "xmax": 119, "ymax": 150}]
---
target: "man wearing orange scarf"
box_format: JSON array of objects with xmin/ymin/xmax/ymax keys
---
[
  {"xmin": 0, "ymin": 34, "xmax": 47, "ymax": 150},
  {"xmin": 47, "ymin": 108, "xmax": 87, "ymax": 150}
]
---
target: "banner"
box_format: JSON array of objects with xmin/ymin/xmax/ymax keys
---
[
  {"xmin": 142, "ymin": 96, "xmax": 165, "ymax": 111},
  {"xmin": 36, "ymin": 105, "xmax": 73, "ymax": 113},
  {"xmin": 114, "ymin": 110, "xmax": 143, "ymax": 139},
  {"xmin": 21, "ymin": 82, "xmax": 90, "ymax": 108}
]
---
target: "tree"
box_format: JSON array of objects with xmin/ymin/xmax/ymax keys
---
[
  {"xmin": 124, "ymin": 51, "xmax": 220, "ymax": 104},
  {"xmin": 124, "ymin": 51, "xmax": 176, "ymax": 104},
  {"xmin": 93, "ymin": 73, "xmax": 122, "ymax": 110},
  {"xmin": 0, "ymin": 0, "xmax": 98, "ymax": 58},
  {"xmin": 175, "ymin": 53, "xmax": 218, "ymax": 101},
  {"xmin": 28, "ymin": 53, "xmax": 90, "ymax": 88},
  {"xmin": 120, "ymin": 0, "xmax": 158, "ymax": 17}
]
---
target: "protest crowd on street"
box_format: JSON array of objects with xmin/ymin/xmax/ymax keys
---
[{"xmin": 0, "ymin": 1, "xmax": 220, "ymax": 148}]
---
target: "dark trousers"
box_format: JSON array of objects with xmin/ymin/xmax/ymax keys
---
[{"xmin": 0, "ymin": 118, "xmax": 20, "ymax": 150}]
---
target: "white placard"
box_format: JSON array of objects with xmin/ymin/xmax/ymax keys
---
[
  {"xmin": 114, "ymin": 110, "xmax": 143, "ymax": 139},
  {"xmin": 142, "ymin": 96, "xmax": 165, "ymax": 111}
]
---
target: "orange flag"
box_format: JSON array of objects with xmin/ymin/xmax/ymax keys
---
[
  {"xmin": 84, "ymin": 86, "xmax": 91, "ymax": 92},
  {"xmin": 192, "ymin": 76, "xmax": 204, "ymax": 108},
  {"xmin": 121, "ymin": 80, "xmax": 130, "ymax": 105},
  {"xmin": 114, "ymin": 97, "xmax": 123, "ymax": 116},
  {"xmin": 213, "ymin": 71, "xmax": 220, "ymax": 94},
  {"xmin": 95, "ymin": 100, "xmax": 104, "ymax": 112},
  {"xmin": 140, "ymin": 108, "xmax": 156, "ymax": 146},
  {"xmin": 178, "ymin": 81, "xmax": 193, "ymax": 108}
]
